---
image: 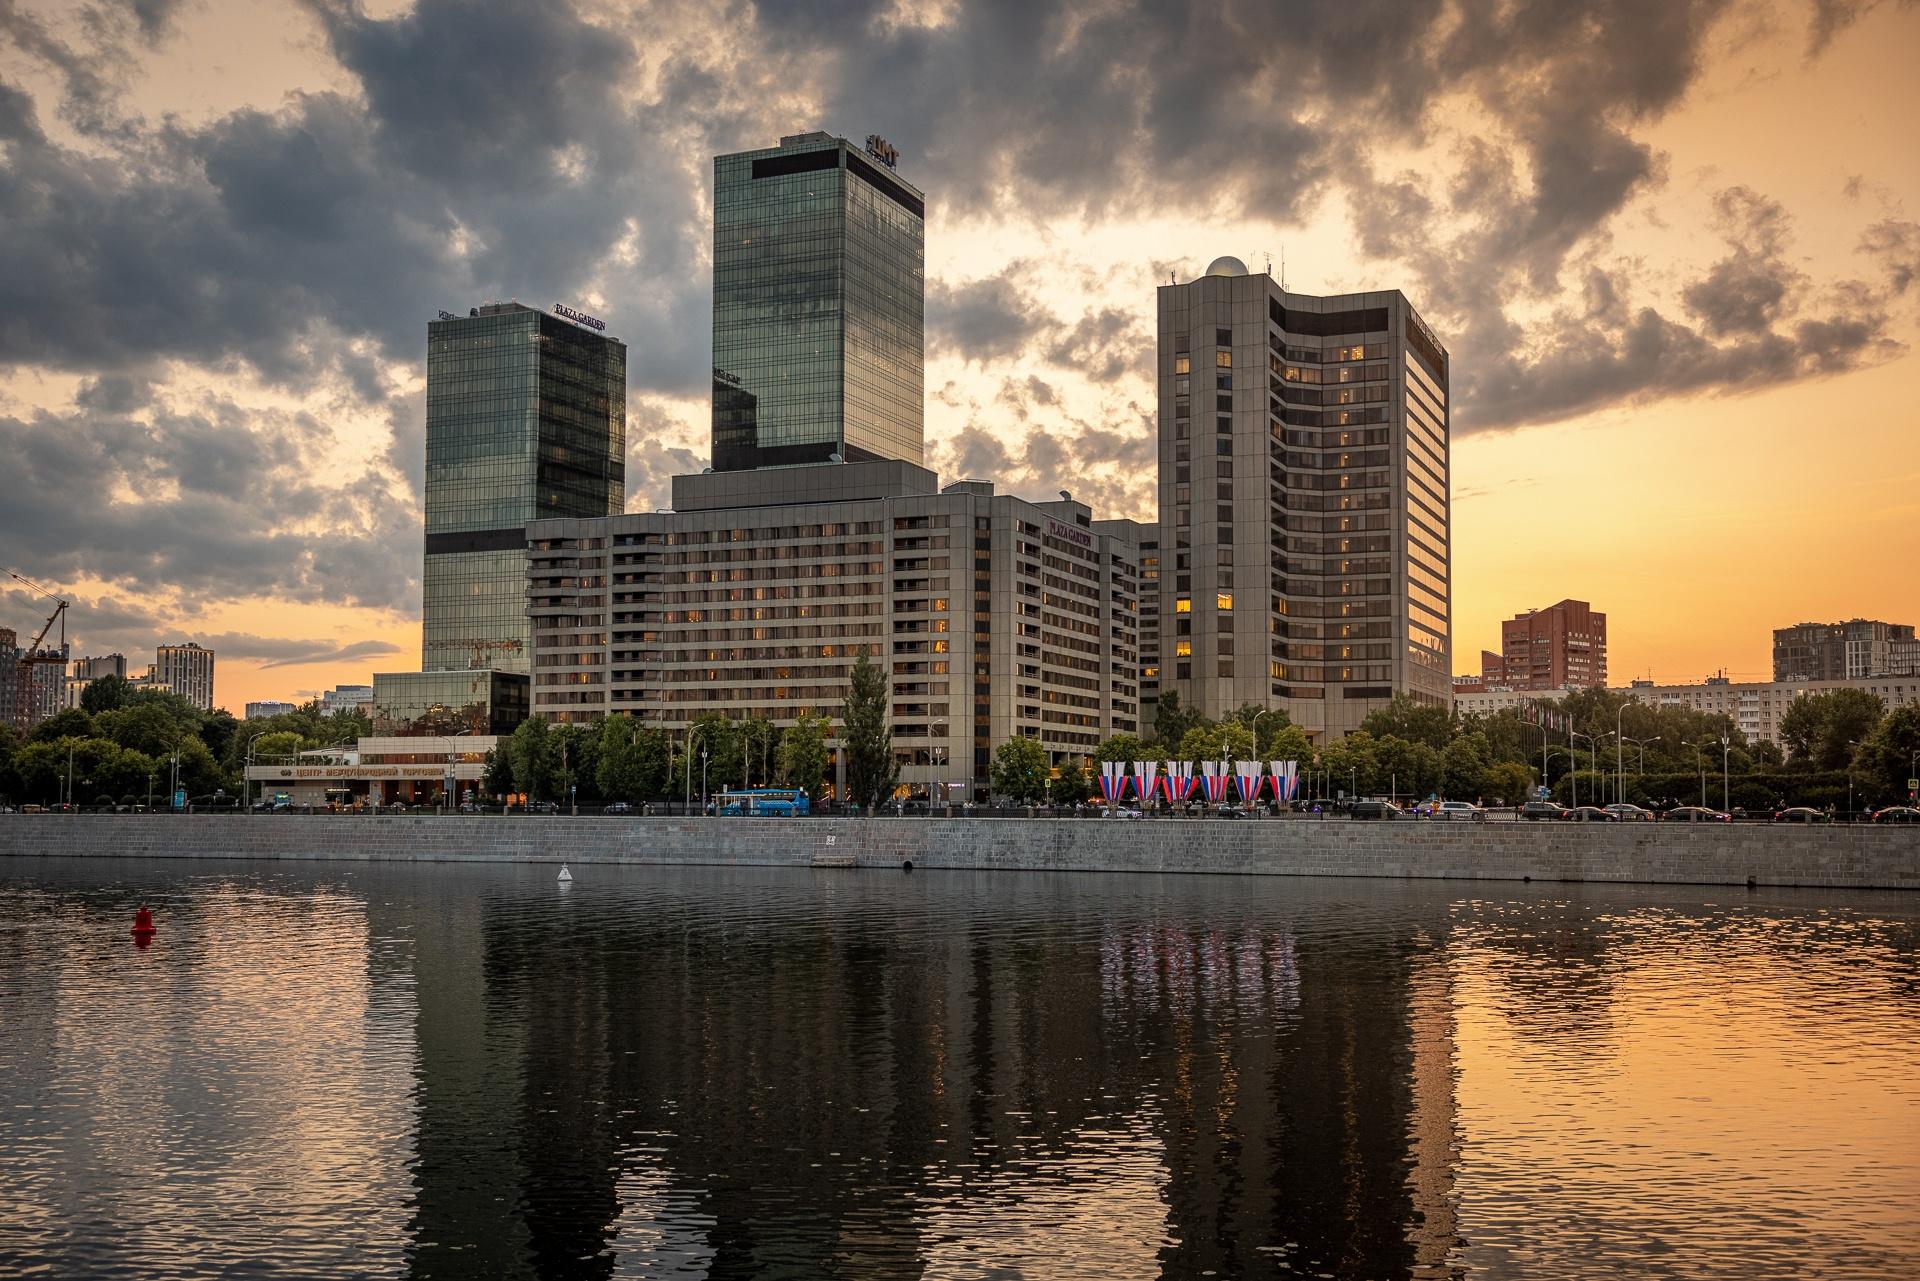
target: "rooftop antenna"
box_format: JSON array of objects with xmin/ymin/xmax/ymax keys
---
[{"xmin": 1280, "ymin": 244, "xmax": 1288, "ymax": 292}]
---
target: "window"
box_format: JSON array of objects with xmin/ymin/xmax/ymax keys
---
[
  {"xmin": 1174, "ymin": 354, "xmax": 1190, "ymax": 374},
  {"xmin": 1216, "ymin": 350, "xmax": 1232, "ymax": 368},
  {"xmin": 1175, "ymin": 640, "xmax": 1192, "ymax": 656},
  {"xmin": 1216, "ymin": 593, "xmax": 1234, "ymax": 611},
  {"xmin": 1175, "ymin": 598, "xmax": 1192, "ymax": 613},
  {"xmin": 1216, "ymin": 328, "xmax": 1232, "ymax": 346}
]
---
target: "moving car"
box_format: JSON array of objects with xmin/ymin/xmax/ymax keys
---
[
  {"xmin": 1869, "ymin": 806, "xmax": 1920, "ymax": 823},
  {"xmin": 604, "ymin": 801, "xmax": 633, "ymax": 815},
  {"xmin": 1602, "ymin": 803, "xmax": 1655, "ymax": 822},
  {"xmin": 1662, "ymin": 806, "xmax": 1731, "ymax": 822},
  {"xmin": 1349, "ymin": 800, "xmax": 1408, "ymax": 820},
  {"xmin": 1437, "ymin": 801, "xmax": 1486, "ymax": 821},
  {"xmin": 1559, "ymin": 806, "xmax": 1619, "ymax": 822},
  {"xmin": 1771, "ymin": 807, "xmax": 1830, "ymax": 823},
  {"xmin": 1519, "ymin": 801, "xmax": 1566, "ymax": 821}
]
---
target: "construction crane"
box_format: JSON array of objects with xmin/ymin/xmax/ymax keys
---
[{"xmin": 6, "ymin": 569, "xmax": 69, "ymax": 730}]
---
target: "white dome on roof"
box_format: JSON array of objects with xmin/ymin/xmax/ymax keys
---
[{"xmin": 1205, "ymin": 255, "xmax": 1248, "ymax": 277}]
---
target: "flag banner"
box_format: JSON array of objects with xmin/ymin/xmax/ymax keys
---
[
  {"xmin": 1200, "ymin": 761, "xmax": 1232, "ymax": 803},
  {"xmin": 1167, "ymin": 760, "xmax": 1196, "ymax": 802},
  {"xmin": 1270, "ymin": 759, "xmax": 1300, "ymax": 801},
  {"xmin": 1233, "ymin": 760, "xmax": 1264, "ymax": 802},
  {"xmin": 1131, "ymin": 761, "xmax": 1159, "ymax": 801},
  {"xmin": 1099, "ymin": 761, "xmax": 1126, "ymax": 803}
]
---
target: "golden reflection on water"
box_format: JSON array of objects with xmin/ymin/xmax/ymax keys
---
[{"xmin": 0, "ymin": 862, "xmax": 1916, "ymax": 1279}]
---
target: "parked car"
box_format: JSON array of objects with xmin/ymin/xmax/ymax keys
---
[
  {"xmin": 604, "ymin": 801, "xmax": 633, "ymax": 815},
  {"xmin": 1772, "ymin": 807, "xmax": 1830, "ymax": 823},
  {"xmin": 1519, "ymin": 801, "xmax": 1567, "ymax": 821},
  {"xmin": 1870, "ymin": 806, "xmax": 1920, "ymax": 824},
  {"xmin": 1559, "ymin": 806, "xmax": 1619, "ymax": 822},
  {"xmin": 1437, "ymin": 801, "xmax": 1486, "ymax": 821},
  {"xmin": 1662, "ymin": 806, "xmax": 1731, "ymax": 822},
  {"xmin": 1215, "ymin": 805, "xmax": 1250, "ymax": 819},
  {"xmin": 1349, "ymin": 800, "xmax": 1408, "ymax": 820},
  {"xmin": 528, "ymin": 800, "xmax": 560, "ymax": 815},
  {"xmin": 1602, "ymin": 803, "xmax": 1655, "ymax": 822}
]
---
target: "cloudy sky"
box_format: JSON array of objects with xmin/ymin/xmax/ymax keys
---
[{"xmin": 2, "ymin": 0, "xmax": 1916, "ymax": 711}]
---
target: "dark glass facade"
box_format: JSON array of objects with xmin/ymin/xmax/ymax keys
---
[
  {"xmin": 369, "ymin": 670, "xmax": 529, "ymax": 737},
  {"xmin": 711, "ymin": 134, "xmax": 924, "ymax": 471},
  {"xmin": 423, "ymin": 303, "xmax": 625, "ymax": 672}
]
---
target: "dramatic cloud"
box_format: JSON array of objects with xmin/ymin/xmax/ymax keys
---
[{"xmin": 0, "ymin": 0, "xmax": 1914, "ymax": 657}]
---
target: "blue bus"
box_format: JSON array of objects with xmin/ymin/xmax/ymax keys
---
[{"xmin": 717, "ymin": 788, "xmax": 811, "ymax": 817}]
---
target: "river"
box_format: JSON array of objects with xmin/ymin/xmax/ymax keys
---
[{"xmin": 2, "ymin": 857, "xmax": 1916, "ymax": 1278}]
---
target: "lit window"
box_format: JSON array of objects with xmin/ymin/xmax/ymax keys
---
[
  {"xmin": 1174, "ymin": 355, "xmax": 1190, "ymax": 374},
  {"xmin": 1216, "ymin": 593, "xmax": 1233, "ymax": 611},
  {"xmin": 1175, "ymin": 598, "xmax": 1192, "ymax": 613},
  {"xmin": 1175, "ymin": 640, "xmax": 1192, "ymax": 656},
  {"xmin": 1216, "ymin": 351, "xmax": 1232, "ymax": 368}
]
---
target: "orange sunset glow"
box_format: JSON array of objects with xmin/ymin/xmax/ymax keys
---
[{"xmin": 1, "ymin": 0, "xmax": 1915, "ymax": 711}]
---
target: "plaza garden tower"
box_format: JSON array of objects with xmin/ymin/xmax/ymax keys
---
[
  {"xmin": 1155, "ymin": 260, "xmax": 1452, "ymax": 740},
  {"xmin": 711, "ymin": 132, "xmax": 925, "ymax": 471},
  {"xmin": 421, "ymin": 302, "xmax": 626, "ymax": 673}
]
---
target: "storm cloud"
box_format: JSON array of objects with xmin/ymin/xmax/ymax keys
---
[{"xmin": 0, "ymin": 0, "xmax": 1914, "ymax": 630}]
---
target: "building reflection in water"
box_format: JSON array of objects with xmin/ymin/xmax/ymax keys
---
[
  {"xmin": 10, "ymin": 862, "xmax": 1913, "ymax": 1279},
  {"xmin": 393, "ymin": 872, "xmax": 1479, "ymax": 1279}
]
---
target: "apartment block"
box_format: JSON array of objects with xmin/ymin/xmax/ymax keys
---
[
  {"xmin": 155, "ymin": 642, "xmax": 215, "ymax": 711},
  {"xmin": 1773, "ymin": 619, "xmax": 1916, "ymax": 681},
  {"xmin": 1454, "ymin": 676, "xmax": 1920, "ymax": 749},
  {"xmin": 1479, "ymin": 599, "xmax": 1608, "ymax": 690},
  {"xmin": 525, "ymin": 461, "xmax": 1139, "ymax": 802}
]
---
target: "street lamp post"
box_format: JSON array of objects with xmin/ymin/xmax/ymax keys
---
[
  {"xmin": 682, "ymin": 725, "xmax": 703, "ymax": 815},
  {"xmin": 701, "ymin": 747, "xmax": 709, "ymax": 815},
  {"xmin": 1570, "ymin": 732, "xmax": 1600, "ymax": 808},
  {"xmin": 443, "ymin": 728, "xmax": 472, "ymax": 815},
  {"xmin": 1620, "ymin": 735, "xmax": 1660, "ymax": 805},
  {"xmin": 1720, "ymin": 736, "xmax": 1731, "ymax": 814}
]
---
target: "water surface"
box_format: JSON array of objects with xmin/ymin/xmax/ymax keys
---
[{"xmin": 2, "ymin": 856, "xmax": 1916, "ymax": 1278}]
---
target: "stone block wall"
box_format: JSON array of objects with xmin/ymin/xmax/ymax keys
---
[{"xmin": 1, "ymin": 815, "xmax": 1916, "ymax": 890}]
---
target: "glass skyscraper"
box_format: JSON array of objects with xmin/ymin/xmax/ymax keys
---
[
  {"xmin": 711, "ymin": 132, "xmax": 924, "ymax": 471},
  {"xmin": 422, "ymin": 302, "xmax": 625, "ymax": 673}
]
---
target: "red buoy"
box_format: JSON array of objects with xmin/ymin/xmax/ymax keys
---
[{"xmin": 131, "ymin": 906, "xmax": 156, "ymax": 944}]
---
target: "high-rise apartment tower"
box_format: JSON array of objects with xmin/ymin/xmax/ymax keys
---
[
  {"xmin": 711, "ymin": 132, "xmax": 925, "ymax": 471},
  {"xmin": 422, "ymin": 302, "xmax": 626, "ymax": 673},
  {"xmin": 1156, "ymin": 260, "xmax": 1451, "ymax": 738}
]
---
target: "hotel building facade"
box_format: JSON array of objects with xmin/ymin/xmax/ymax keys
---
[
  {"xmin": 1154, "ymin": 260, "xmax": 1451, "ymax": 739},
  {"xmin": 525, "ymin": 461, "xmax": 1140, "ymax": 801}
]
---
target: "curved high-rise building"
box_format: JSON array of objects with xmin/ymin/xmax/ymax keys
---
[{"xmin": 1153, "ymin": 263, "xmax": 1451, "ymax": 739}]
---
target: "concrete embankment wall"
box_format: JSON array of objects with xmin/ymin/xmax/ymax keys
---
[{"xmin": 2, "ymin": 815, "xmax": 1917, "ymax": 890}]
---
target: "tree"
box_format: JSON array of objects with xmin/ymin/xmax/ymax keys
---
[
  {"xmin": 841, "ymin": 654, "xmax": 897, "ymax": 811},
  {"xmin": 548, "ymin": 723, "xmax": 601, "ymax": 807},
  {"xmin": 1176, "ymin": 722, "xmax": 1254, "ymax": 764},
  {"xmin": 506, "ymin": 718, "xmax": 553, "ymax": 801},
  {"xmin": 1263, "ymin": 723, "xmax": 1313, "ymax": 767},
  {"xmin": 1359, "ymin": 694, "xmax": 1455, "ymax": 750},
  {"xmin": 1049, "ymin": 760, "xmax": 1091, "ymax": 805},
  {"xmin": 1485, "ymin": 760, "xmax": 1535, "ymax": 807},
  {"xmin": 1856, "ymin": 705, "xmax": 1920, "ymax": 804},
  {"xmin": 79, "ymin": 674, "xmax": 132, "ymax": 714},
  {"xmin": 777, "ymin": 713, "xmax": 832, "ymax": 793},
  {"xmin": 991, "ymin": 737, "xmax": 1050, "ymax": 804},
  {"xmin": 1440, "ymin": 732, "xmax": 1492, "ymax": 801},
  {"xmin": 482, "ymin": 746, "xmax": 515, "ymax": 798},
  {"xmin": 1095, "ymin": 733, "xmax": 1146, "ymax": 764},
  {"xmin": 598, "ymin": 717, "xmax": 671, "ymax": 803},
  {"xmin": 1152, "ymin": 691, "xmax": 1204, "ymax": 748},
  {"xmin": 1779, "ymin": 688, "xmax": 1884, "ymax": 771},
  {"xmin": 29, "ymin": 707, "xmax": 95, "ymax": 744}
]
